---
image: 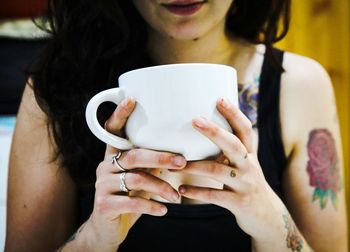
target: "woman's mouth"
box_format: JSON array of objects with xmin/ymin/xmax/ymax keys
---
[{"xmin": 161, "ymin": 1, "xmax": 207, "ymax": 16}]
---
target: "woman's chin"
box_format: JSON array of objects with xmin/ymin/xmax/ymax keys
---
[{"xmin": 166, "ymin": 29, "xmax": 205, "ymax": 41}]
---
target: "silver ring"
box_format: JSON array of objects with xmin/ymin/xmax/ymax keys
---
[
  {"xmin": 120, "ymin": 172, "xmax": 131, "ymax": 192},
  {"xmin": 112, "ymin": 151, "xmax": 127, "ymax": 172}
]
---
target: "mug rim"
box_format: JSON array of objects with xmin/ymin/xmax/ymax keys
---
[{"xmin": 118, "ymin": 63, "xmax": 236, "ymax": 81}]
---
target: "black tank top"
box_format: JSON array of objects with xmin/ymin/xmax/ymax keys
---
[{"xmin": 79, "ymin": 48, "xmax": 287, "ymax": 252}]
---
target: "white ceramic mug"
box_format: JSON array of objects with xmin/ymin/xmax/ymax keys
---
[{"xmin": 85, "ymin": 63, "xmax": 238, "ymax": 160}]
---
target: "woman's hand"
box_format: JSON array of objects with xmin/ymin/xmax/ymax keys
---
[
  {"xmin": 175, "ymin": 97, "xmax": 286, "ymax": 240},
  {"xmin": 74, "ymin": 97, "xmax": 186, "ymax": 252}
]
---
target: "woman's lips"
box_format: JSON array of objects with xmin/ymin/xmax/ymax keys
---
[{"xmin": 162, "ymin": 1, "xmax": 206, "ymax": 16}]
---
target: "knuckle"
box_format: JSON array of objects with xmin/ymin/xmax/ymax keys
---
[
  {"xmin": 242, "ymin": 121, "xmax": 253, "ymax": 136},
  {"xmin": 208, "ymin": 163, "xmax": 220, "ymax": 176},
  {"xmin": 159, "ymin": 183, "xmax": 172, "ymax": 195},
  {"xmin": 241, "ymin": 174, "xmax": 256, "ymax": 191},
  {"xmin": 124, "ymin": 149, "xmax": 138, "ymax": 166},
  {"xmin": 157, "ymin": 153, "xmax": 170, "ymax": 165},
  {"xmin": 94, "ymin": 176, "xmax": 108, "ymax": 191},
  {"xmin": 240, "ymin": 173, "xmax": 251, "ymax": 185},
  {"xmin": 230, "ymin": 137, "xmax": 241, "ymax": 152},
  {"xmin": 244, "ymin": 157, "xmax": 257, "ymax": 171},
  {"xmin": 126, "ymin": 197, "xmax": 140, "ymax": 210},
  {"xmin": 104, "ymin": 119, "xmax": 113, "ymax": 130},
  {"xmin": 230, "ymin": 106, "xmax": 240, "ymax": 119},
  {"xmin": 129, "ymin": 171, "xmax": 146, "ymax": 186},
  {"xmin": 246, "ymin": 159, "xmax": 256, "ymax": 171},
  {"xmin": 94, "ymin": 179, "xmax": 103, "ymax": 190},
  {"xmin": 96, "ymin": 162, "xmax": 106, "ymax": 177},
  {"xmin": 208, "ymin": 125, "xmax": 219, "ymax": 137},
  {"xmin": 116, "ymin": 104, "xmax": 129, "ymax": 117}
]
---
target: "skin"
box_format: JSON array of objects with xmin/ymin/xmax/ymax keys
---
[{"xmin": 6, "ymin": 0, "xmax": 348, "ymax": 251}]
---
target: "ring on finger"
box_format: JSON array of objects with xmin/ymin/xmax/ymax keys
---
[
  {"xmin": 112, "ymin": 150, "xmax": 127, "ymax": 172},
  {"xmin": 120, "ymin": 172, "xmax": 131, "ymax": 192}
]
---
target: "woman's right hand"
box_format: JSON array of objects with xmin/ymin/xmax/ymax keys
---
[{"xmin": 79, "ymin": 97, "xmax": 186, "ymax": 251}]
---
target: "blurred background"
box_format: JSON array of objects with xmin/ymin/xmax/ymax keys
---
[{"xmin": 0, "ymin": 0, "xmax": 349, "ymax": 250}]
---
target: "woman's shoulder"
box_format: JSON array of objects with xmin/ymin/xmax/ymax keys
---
[
  {"xmin": 281, "ymin": 50, "xmax": 333, "ymax": 94},
  {"xmin": 279, "ymin": 49, "xmax": 336, "ymax": 114},
  {"xmin": 279, "ymin": 50, "xmax": 335, "ymax": 114},
  {"xmin": 278, "ymin": 50, "xmax": 337, "ymax": 156}
]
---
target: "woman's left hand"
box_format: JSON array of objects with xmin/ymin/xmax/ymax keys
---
[{"xmin": 176, "ymin": 97, "xmax": 286, "ymax": 239}]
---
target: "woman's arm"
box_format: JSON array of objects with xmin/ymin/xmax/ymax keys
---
[
  {"xmin": 6, "ymin": 83, "xmax": 186, "ymax": 252},
  {"xmin": 5, "ymin": 83, "xmax": 78, "ymax": 251},
  {"xmin": 174, "ymin": 52, "xmax": 347, "ymax": 252},
  {"xmin": 279, "ymin": 52, "xmax": 348, "ymax": 251}
]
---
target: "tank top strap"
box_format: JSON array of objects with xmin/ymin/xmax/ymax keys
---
[{"xmin": 257, "ymin": 48, "xmax": 287, "ymax": 196}]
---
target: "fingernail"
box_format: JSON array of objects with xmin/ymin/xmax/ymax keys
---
[
  {"xmin": 127, "ymin": 96, "xmax": 135, "ymax": 106},
  {"xmin": 193, "ymin": 117, "xmax": 207, "ymax": 129},
  {"xmin": 172, "ymin": 192, "xmax": 179, "ymax": 202},
  {"xmin": 219, "ymin": 98, "xmax": 229, "ymax": 108},
  {"xmin": 123, "ymin": 97, "xmax": 135, "ymax": 108},
  {"xmin": 160, "ymin": 206, "xmax": 168, "ymax": 215},
  {"xmin": 178, "ymin": 186, "xmax": 186, "ymax": 194},
  {"xmin": 121, "ymin": 97, "xmax": 130, "ymax": 107},
  {"xmin": 172, "ymin": 156, "xmax": 186, "ymax": 167}
]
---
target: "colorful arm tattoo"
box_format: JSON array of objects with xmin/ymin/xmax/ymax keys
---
[
  {"xmin": 238, "ymin": 74, "xmax": 260, "ymax": 128},
  {"xmin": 283, "ymin": 213, "xmax": 303, "ymax": 252},
  {"xmin": 306, "ymin": 129, "xmax": 342, "ymax": 209}
]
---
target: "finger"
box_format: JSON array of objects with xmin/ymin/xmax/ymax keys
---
[
  {"xmin": 96, "ymin": 171, "xmax": 179, "ymax": 202},
  {"xmin": 105, "ymin": 96, "xmax": 136, "ymax": 136},
  {"xmin": 104, "ymin": 97, "xmax": 136, "ymax": 156},
  {"xmin": 95, "ymin": 195, "xmax": 168, "ymax": 216},
  {"xmin": 192, "ymin": 116, "xmax": 248, "ymax": 168},
  {"xmin": 176, "ymin": 161, "xmax": 239, "ymax": 189},
  {"xmin": 216, "ymin": 153, "xmax": 230, "ymax": 165},
  {"xmin": 96, "ymin": 156, "xmax": 137, "ymax": 176},
  {"xmin": 178, "ymin": 185, "xmax": 236, "ymax": 211},
  {"xmin": 116, "ymin": 149, "xmax": 187, "ymax": 170},
  {"xmin": 216, "ymin": 97, "xmax": 254, "ymax": 153},
  {"xmin": 127, "ymin": 171, "xmax": 179, "ymax": 202}
]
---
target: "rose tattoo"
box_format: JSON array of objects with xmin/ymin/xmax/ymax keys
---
[{"xmin": 306, "ymin": 129, "xmax": 341, "ymax": 209}]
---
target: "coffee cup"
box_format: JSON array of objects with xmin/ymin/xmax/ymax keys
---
[{"xmin": 85, "ymin": 63, "xmax": 238, "ymax": 160}]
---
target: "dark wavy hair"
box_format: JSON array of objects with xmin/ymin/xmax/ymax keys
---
[{"xmin": 30, "ymin": 0, "xmax": 290, "ymax": 188}]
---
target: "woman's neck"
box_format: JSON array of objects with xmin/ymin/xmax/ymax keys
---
[{"xmin": 147, "ymin": 21, "xmax": 240, "ymax": 65}]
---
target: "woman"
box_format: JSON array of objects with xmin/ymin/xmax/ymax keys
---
[{"xmin": 6, "ymin": 0, "xmax": 348, "ymax": 251}]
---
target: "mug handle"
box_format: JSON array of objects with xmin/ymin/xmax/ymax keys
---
[{"xmin": 85, "ymin": 88, "xmax": 134, "ymax": 150}]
